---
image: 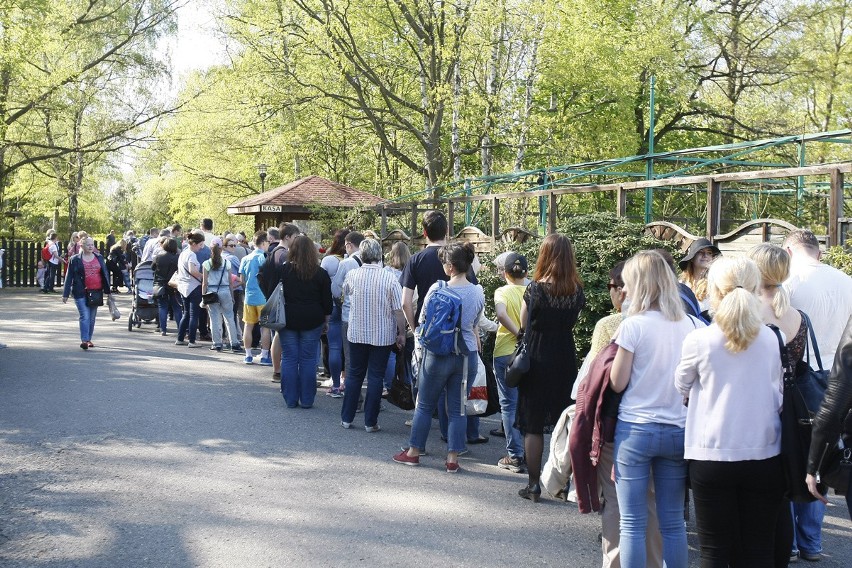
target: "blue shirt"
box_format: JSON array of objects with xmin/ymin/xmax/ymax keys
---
[{"xmin": 239, "ymin": 249, "xmax": 267, "ymax": 306}]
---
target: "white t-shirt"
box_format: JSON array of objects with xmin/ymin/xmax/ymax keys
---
[
  {"xmin": 48, "ymin": 242, "xmax": 60, "ymax": 265},
  {"xmin": 615, "ymin": 310, "xmax": 702, "ymax": 427},
  {"xmin": 785, "ymin": 257, "xmax": 852, "ymax": 370},
  {"xmin": 675, "ymin": 324, "xmax": 783, "ymax": 461}
]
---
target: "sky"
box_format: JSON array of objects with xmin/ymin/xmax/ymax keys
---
[{"xmin": 163, "ymin": 2, "xmax": 228, "ymax": 87}]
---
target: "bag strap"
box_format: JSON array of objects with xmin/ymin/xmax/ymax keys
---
[
  {"xmin": 798, "ymin": 310, "xmax": 825, "ymax": 372},
  {"xmin": 767, "ymin": 324, "xmax": 795, "ymax": 388}
]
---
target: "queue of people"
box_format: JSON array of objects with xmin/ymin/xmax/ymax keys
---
[{"xmin": 51, "ymin": 217, "xmax": 852, "ymax": 568}]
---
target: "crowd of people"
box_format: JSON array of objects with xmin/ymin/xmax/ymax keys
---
[{"xmin": 47, "ymin": 215, "xmax": 852, "ymax": 568}]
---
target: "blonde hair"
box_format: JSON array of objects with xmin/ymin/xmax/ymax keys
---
[
  {"xmin": 708, "ymin": 256, "xmax": 764, "ymax": 353},
  {"xmin": 747, "ymin": 243, "xmax": 791, "ymax": 319},
  {"xmin": 623, "ymin": 250, "xmax": 685, "ymax": 321},
  {"xmin": 681, "ymin": 264, "xmax": 709, "ymax": 302}
]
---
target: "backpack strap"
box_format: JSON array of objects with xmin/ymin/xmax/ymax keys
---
[
  {"xmin": 767, "ymin": 323, "xmax": 795, "ymax": 388},
  {"xmin": 798, "ymin": 310, "xmax": 825, "ymax": 372}
]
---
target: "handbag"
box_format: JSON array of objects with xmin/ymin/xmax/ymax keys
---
[
  {"xmin": 387, "ymin": 344, "xmax": 415, "ymax": 411},
  {"xmin": 107, "ymin": 294, "xmax": 120, "ymax": 321},
  {"xmin": 259, "ymin": 282, "xmax": 287, "ymax": 331},
  {"xmin": 768, "ymin": 324, "xmax": 817, "ymax": 503},
  {"xmin": 795, "ymin": 311, "xmax": 829, "ymax": 412},
  {"xmin": 506, "ymin": 293, "xmax": 533, "ymax": 388},
  {"xmin": 167, "ymin": 271, "xmax": 179, "ymax": 289},
  {"xmin": 201, "ymin": 265, "xmax": 226, "ymax": 305},
  {"xmin": 85, "ymin": 289, "xmax": 104, "ymax": 307}
]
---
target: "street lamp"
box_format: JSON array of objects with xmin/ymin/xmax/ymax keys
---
[{"xmin": 257, "ymin": 163, "xmax": 268, "ymax": 192}]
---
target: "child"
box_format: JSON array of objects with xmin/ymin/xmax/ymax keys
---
[{"xmin": 36, "ymin": 260, "xmax": 46, "ymax": 288}]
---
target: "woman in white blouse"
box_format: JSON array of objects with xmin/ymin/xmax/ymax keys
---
[{"xmin": 675, "ymin": 256, "xmax": 784, "ymax": 567}]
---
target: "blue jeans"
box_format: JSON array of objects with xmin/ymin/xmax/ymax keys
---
[
  {"xmin": 342, "ymin": 342, "xmax": 391, "ymax": 427},
  {"xmin": 280, "ymin": 325, "xmax": 323, "ymax": 408},
  {"xmin": 494, "ymin": 354, "xmax": 524, "ymax": 459},
  {"xmin": 384, "ymin": 351, "xmax": 396, "ymax": 390},
  {"xmin": 792, "ymin": 500, "xmax": 825, "ymax": 555},
  {"xmin": 73, "ymin": 296, "xmax": 98, "ymax": 342},
  {"xmin": 327, "ymin": 304, "xmax": 343, "ymax": 388},
  {"xmin": 614, "ymin": 420, "xmax": 688, "ymax": 568},
  {"xmin": 207, "ymin": 290, "xmax": 239, "ymax": 347},
  {"xmin": 178, "ymin": 287, "xmax": 201, "ymax": 343},
  {"xmin": 409, "ymin": 350, "xmax": 467, "ymax": 453},
  {"xmin": 438, "ymin": 352, "xmax": 480, "ymax": 442},
  {"xmin": 158, "ymin": 289, "xmax": 182, "ymax": 333}
]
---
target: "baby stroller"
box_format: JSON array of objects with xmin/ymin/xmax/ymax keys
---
[{"xmin": 128, "ymin": 261, "xmax": 159, "ymax": 331}]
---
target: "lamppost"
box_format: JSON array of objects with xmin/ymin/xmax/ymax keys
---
[{"xmin": 257, "ymin": 163, "xmax": 268, "ymax": 192}]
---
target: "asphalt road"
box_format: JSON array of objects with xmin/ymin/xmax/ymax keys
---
[{"xmin": 1, "ymin": 288, "xmax": 850, "ymax": 567}]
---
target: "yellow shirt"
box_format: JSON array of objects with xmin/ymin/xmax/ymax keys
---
[
  {"xmin": 494, "ymin": 284, "xmax": 527, "ymax": 358},
  {"xmin": 589, "ymin": 312, "xmax": 624, "ymax": 358}
]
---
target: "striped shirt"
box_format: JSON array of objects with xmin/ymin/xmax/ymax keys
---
[{"xmin": 343, "ymin": 264, "xmax": 402, "ymax": 346}]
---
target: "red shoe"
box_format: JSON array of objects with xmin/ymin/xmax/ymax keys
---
[
  {"xmin": 392, "ymin": 450, "xmax": 419, "ymax": 466},
  {"xmin": 446, "ymin": 461, "xmax": 460, "ymax": 473}
]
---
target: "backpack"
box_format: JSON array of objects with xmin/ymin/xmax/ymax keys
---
[
  {"xmin": 417, "ymin": 280, "xmax": 464, "ymax": 356},
  {"xmin": 41, "ymin": 243, "xmax": 53, "ymax": 262},
  {"xmin": 679, "ymin": 289, "xmax": 711, "ymax": 326},
  {"xmin": 257, "ymin": 245, "xmax": 288, "ymax": 299}
]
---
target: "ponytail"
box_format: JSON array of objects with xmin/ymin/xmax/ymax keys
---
[
  {"xmin": 747, "ymin": 243, "xmax": 791, "ymax": 319},
  {"xmin": 211, "ymin": 243, "xmax": 222, "ymax": 270},
  {"xmin": 708, "ymin": 256, "xmax": 763, "ymax": 352}
]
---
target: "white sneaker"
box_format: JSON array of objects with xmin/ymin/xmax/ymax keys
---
[
  {"xmin": 365, "ymin": 425, "xmax": 381, "ymax": 433},
  {"xmin": 341, "ymin": 421, "xmax": 351, "ymax": 429}
]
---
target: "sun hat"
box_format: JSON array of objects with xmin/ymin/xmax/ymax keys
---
[{"xmin": 678, "ymin": 238, "xmax": 721, "ymax": 270}]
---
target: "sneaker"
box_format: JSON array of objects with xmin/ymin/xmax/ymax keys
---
[
  {"xmin": 490, "ymin": 427, "xmax": 506, "ymax": 438},
  {"xmin": 400, "ymin": 447, "xmax": 428, "ymax": 456},
  {"xmin": 174, "ymin": 340, "xmax": 188, "ymax": 346},
  {"xmin": 799, "ymin": 551, "xmax": 821, "ymax": 562},
  {"xmin": 210, "ymin": 345, "xmax": 222, "ymax": 352},
  {"xmin": 446, "ymin": 461, "xmax": 460, "ymax": 473},
  {"xmin": 271, "ymin": 372, "xmax": 281, "ymax": 383},
  {"xmin": 187, "ymin": 342, "xmax": 200, "ymax": 348},
  {"xmin": 326, "ymin": 387, "xmax": 343, "ymax": 398},
  {"xmin": 365, "ymin": 425, "xmax": 381, "ymax": 433},
  {"xmin": 80, "ymin": 342, "xmax": 88, "ymax": 350},
  {"xmin": 497, "ymin": 455, "xmax": 526, "ymax": 473},
  {"xmin": 86, "ymin": 341, "xmax": 95, "ymax": 348},
  {"xmin": 341, "ymin": 421, "xmax": 351, "ymax": 429},
  {"xmin": 243, "ymin": 356, "xmax": 253, "ymax": 365},
  {"xmin": 258, "ymin": 356, "xmax": 273, "ymax": 366},
  {"xmin": 230, "ymin": 345, "xmax": 241, "ymax": 352},
  {"xmin": 392, "ymin": 450, "xmax": 419, "ymax": 466},
  {"xmin": 790, "ymin": 551, "xmax": 799, "ymax": 563},
  {"xmin": 161, "ymin": 331, "xmax": 167, "ymax": 336},
  {"xmin": 404, "ymin": 419, "xmax": 413, "ymax": 427},
  {"xmin": 381, "ymin": 388, "xmax": 389, "ymax": 398}
]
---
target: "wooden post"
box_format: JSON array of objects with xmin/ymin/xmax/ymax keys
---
[
  {"xmin": 380, "ymin": 206, "xmax": 387, "ymax": 238},
  {"xmin": 492, "ymin": 197, "xmax": 500, "ymax": 247},
  {"xmin": 548, "ymin": 192, "xmax": 557, "ymax": 234},
  {"xmin": 411, "ymin": 204, "xmax": 418, "ymax": 240},
  {"xmin": 829, "ymin": 169, "xmax": 845, "ymax": 247},
  {"xmin": 706, "ymin": 179, "xmax": 721, "ymax": 239},
  {"xmin": 617, "ymin": 186, "xmax": 627, "ymax": 217},
  {"xmin": 448, "ymin": 201, "xmax": 455, "ymax": 237}
]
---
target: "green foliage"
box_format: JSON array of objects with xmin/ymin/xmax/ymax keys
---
[
  {"xmin": 477, "ymin": 213, "xmax": 680, "ymax": 357},
  {"xmin": 823, "ymin": 246, "xmax": 852, "ymax": 277}
]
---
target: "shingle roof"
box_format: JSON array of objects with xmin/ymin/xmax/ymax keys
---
[{"xmin": 229, "ymin": 176, "xmax": 385, "ymax": 209}]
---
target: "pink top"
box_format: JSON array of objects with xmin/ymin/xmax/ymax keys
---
[{"xmin": 83, "ymin": 257, "xmax": 101, "ymax": 290}]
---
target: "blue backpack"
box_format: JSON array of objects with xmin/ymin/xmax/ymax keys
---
[{"xmin": 418, "ymin": 281, "xmax": 464, "ymax": 355}]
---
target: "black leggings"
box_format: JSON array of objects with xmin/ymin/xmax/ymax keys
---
[{"xmin": 689, "ymin": 456, "xmax": 786, "ymax": 568}]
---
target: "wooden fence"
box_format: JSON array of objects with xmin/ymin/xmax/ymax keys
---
[{"xmin": 0, "ymin": 239, "xmax": 108, "ymax": 288}]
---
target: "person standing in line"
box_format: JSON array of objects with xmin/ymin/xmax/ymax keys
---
[
  {"xmin": 322, "ymin": 229, "xmax": 350, "ymax": 396},
  {"xmin": 340, "ymin": 238, "xmax": 406, "ymax": 431},
  {"xmin": 174, "ymin": 232, "xmax": 205, "ymax": 348},
  {"xmin": 202, "ymin": 238, "xmax": 240, "ymax": 353},
  {"xmin": 609, "ymin": 250, "xmax": 698, "ymax": 568},
  {"xmin": 152, "ymin": 237, "xmax": 182, "ymax": 336},
  {"xmin": 278, "ymin": 235, "xmax": 332, "ymax": 409},
  {"xmin": 492, "ymin": 252, "xmax": 529, "ymax": 474},
  {"xmin": 783, "ymin": 229, "xmax": 852, "ymax": 562},
  {"xmin": 516, "ymin": 234, "xmax": 585, "ymax": 502},
  {"xmin": 679, "ymin": 238, "xmax": 721, "ymax": 315},
  {"xmin": 393, "ymin": 242, "xmax": 485, "ymax": 473},
  {"xmin": 676, "ymin": 256, "xmax": 784, "ymax": 568},
  {"xmin": 381, "ymin": 241, "xmax": 412, "ymax": 394},
  {"xmin": 331, "ymin": 231, "xmax": 366, "ymax": 379},
  {"xmin": 222, "ymin": 236, "xmax": 244, "ymax": 347},
  {"xmin": 62, "ymin": 237, "xmax": 111, "ymax": 350},
  {"xmin": 191, "ymin": 229, "xmax": 213, "ymax": 342},
  {"xmin": 105, "ymin": 230, "xmax": 116, "ymax": 251},
  {"xmin": 200, "ymin": 218, "xmax": 215, "ymax": 246},
  {"xmin": 42, "ymin": 232, "xmax": 62, "ymax": 293},
  {"xmin": 263, "ymin": 223, "xmax": 301, "ymax": 382},
  {"xmin": 239, "ymin": 231, "xmax": 271, "ymax": 365}
]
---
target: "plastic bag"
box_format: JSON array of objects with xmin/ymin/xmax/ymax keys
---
[{"xmin": 465, "ymin": 358, "xmax": 488, "ymax": 415}]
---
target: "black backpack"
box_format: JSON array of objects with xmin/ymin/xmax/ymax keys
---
[{"xmin": 257, "ymin": 245, "xmax": 287, "ymax": 299}]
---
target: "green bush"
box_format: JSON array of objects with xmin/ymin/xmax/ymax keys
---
[
  {"xmin": 823, "ymin": 246, "xmax": 852, "ymax": 276},
  {"xmin": 478, "ymin": 213, "xmax": 681, "ymax": 358}
]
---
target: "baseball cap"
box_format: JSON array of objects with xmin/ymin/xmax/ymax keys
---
[{"xmin": 503, "ymin": 252, "xmax": 528, "ymax": 275}]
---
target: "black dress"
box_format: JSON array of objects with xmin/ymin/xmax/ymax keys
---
[{"xmin": 515, "ymin": 281, "xmax": 585, "ymax": 435}]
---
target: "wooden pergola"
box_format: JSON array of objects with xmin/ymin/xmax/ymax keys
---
[{"xmin": 227, "ymin": 175, "xmax": 386, "ymax": 232}]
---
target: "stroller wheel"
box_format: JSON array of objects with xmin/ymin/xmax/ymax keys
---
[{"xmin": 127, "ymin": 316, "xmax": 133, "ymax": 332}]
